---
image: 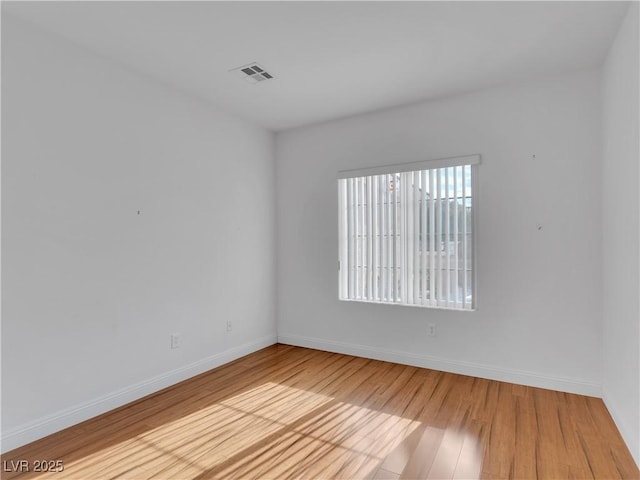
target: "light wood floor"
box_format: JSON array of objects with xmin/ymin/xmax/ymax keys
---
[{"xmin": 2, "ymin": 344, "xmax": 638, "ymax": 479}]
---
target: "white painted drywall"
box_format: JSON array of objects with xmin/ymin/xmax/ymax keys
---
[
  {"xmin": 1, "ymin": 15, "xmax": 276, "ymax": 450},
  {"xmin": 276, "ymin": 69, "xmax": 603, "ymax": 396},
  {"xmin": 602, "ymin": 3, "xmax": 640, "ymax": 467}
]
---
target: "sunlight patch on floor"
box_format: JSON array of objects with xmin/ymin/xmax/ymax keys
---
[{"xmin": 41, "ymin": 382, "xmax": 422, "ymax": 479}]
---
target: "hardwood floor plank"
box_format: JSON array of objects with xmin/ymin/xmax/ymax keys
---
[
  {"xmin": 426, "ymin": 427, "xmax": 466, "ymax": 480},
  {"xmin": 399, "ymin": 425, "xmax": 445, "ymax": 479},
  {"xmin": 2, "ymin": 344, "xmax": 637, "ymax": 480},
  {"xmin": 378, "ymin": 425, "xmax": 425, "ymax": 475},
  {"xmin": 512, "ymin": 395, "xmax": 538, "ymax": 479},
  {"xmin": 533, "ymin": 388, "xmax": 570, "ymax": 479},
  {"xmin": 372, "ymin": 468, "xmax": 401, "ymax": 480},
  {"xmin": 452, "ymin": 423, "xmax": 484, "ymax": 480}
]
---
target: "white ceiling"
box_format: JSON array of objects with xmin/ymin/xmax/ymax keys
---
[{"xmin": 3, "ymin": 1, "xmax": 629, "ymax": 131}]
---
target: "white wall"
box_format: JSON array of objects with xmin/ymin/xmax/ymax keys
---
[
  {"xmin": 1, "ymin": 15, "xmax": 276, "ymax": 451},
  {"xmin": 277, "ymin": 69, "xmax": 603, "ymax": 396},
  {"xmin": 602, "ymin": 3, "xmax": 640, "ymax": 467}
]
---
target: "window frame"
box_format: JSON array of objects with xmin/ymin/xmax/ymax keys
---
[{"xmin": 337, "ymin": 154, "xmax": 479, "ymax": 311}]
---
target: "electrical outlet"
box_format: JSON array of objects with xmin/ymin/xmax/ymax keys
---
[
  {"xmin": 171, "ymin": 333, "xmax": 181, "ymax": 349},
  {"xmin": 427, "ymin": 324, "xmax": 437, "ymax": 337},
  {"xmin": 226, "ymin": 320, "xmax": 232, "ymax": 332}
]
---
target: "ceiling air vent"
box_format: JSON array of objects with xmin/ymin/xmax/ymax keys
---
[{"xmin": 230, "ymin": 63, "xmax": 274, "ymax": 84}]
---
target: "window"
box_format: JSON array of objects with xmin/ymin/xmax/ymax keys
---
[{"xmin": 338, "ymin": 155, "xmax": 479, "ymax": 310}]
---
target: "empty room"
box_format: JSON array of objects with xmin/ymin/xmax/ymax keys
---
[{"xmin": 1, "ymin": 1, "xmax": 639, "ymax": 479}]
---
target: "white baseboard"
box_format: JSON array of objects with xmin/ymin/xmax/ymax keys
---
[
  {"xmin": 278, "ymin": 333, "xmax": 602, "ymax": 397},
  {"xmin": 1, "ymin": 334, "xmax": 277, "ymax": 453},
  {"xmin": 602, "ymin": 391, "xmax": 640, "ymax": 469}
]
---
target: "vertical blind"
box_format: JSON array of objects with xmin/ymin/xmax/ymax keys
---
[{"xmin": 338, "ymin": 155, "xmax": 479, "ymax": 310}]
